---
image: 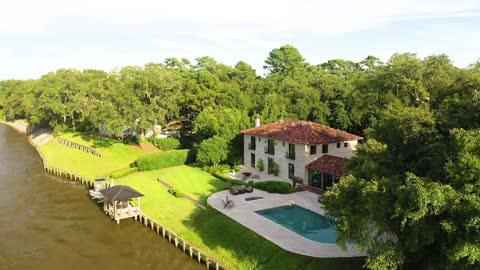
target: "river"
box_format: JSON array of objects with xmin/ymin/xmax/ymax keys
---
[{"xmin": 0, "ymin": 124, "xmax": 202, "ymax": 270}]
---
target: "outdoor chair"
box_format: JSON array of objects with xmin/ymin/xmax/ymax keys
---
[{"xmin": 222, "ymin": 196, "xmax": 235, "ymax": 209}]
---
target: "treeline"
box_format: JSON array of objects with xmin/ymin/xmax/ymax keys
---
[{"xmin": 1, "ymin": 45, "xmax": 480, "ymax": 269}]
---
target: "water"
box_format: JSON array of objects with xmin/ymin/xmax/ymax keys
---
[
  {"xmin": 256, "ymin": 205, "xmax": 337, "ymax": 243},
  {"xmin": 0, "ymin": 124, "xmax": 201, "ymax": 270}
]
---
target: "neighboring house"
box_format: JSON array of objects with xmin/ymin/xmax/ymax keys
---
[{"xmin": 240, "ymin": 118, "xmax": 363, "ymax": 191}]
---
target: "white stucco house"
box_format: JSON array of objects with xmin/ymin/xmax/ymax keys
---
[{"xmin": 241, "ymin": 118, "xmax": 363, "ymax": 191}]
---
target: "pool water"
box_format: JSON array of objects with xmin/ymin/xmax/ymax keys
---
[{"xmin": 255, "ymin": 205, "xmax": 337, "ymax": 243}]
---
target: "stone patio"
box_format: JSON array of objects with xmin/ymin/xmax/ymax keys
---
[{"xmin": 207, "ymin": 189, "xmax": 366, "ymax": 258}]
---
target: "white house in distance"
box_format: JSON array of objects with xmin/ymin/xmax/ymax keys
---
[{"xmin": 240, "ymin": 118, "xmax": 363, "ymax": 191}]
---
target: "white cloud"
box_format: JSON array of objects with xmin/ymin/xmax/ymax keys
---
[
  {"xmin": 1, "ymin": 0, "xmax": 480, "ymax": 79},
  {"xmin": 3, "ymin": 0, "xmax": 480, "ymax": 36}
]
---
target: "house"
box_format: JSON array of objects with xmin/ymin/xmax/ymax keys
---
[{"xmin": 240, "ymin": 118, "xmax": 363, "ymax": 191}]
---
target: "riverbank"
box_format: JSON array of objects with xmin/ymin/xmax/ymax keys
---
[
  {"xmin": 0, "ymin": 119, "xmax": 53, "ymax": 146},
  {"xmin": 0, "ymin": 121, "xmax": 364, "ymax": 270}
]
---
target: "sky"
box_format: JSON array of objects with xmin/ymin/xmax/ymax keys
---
[{"xmin": 1, "ymin": 0, "xmax": 480, "ymax": 80}]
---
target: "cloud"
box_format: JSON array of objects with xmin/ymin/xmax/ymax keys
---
[
  {"xmin": 1, "ymin": 0, "xmax": 479, "ymax": 79},
  {"xmin": 3, "ymin": 0, "xmax": 480, "ymax": 37}
]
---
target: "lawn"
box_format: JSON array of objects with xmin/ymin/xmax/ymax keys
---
[
  {"xmin": 38, "ymin": 132, "xmax": 145, "ymax": 179},
  {"xmin": 116, "ymin": 166, "xmax": 364, "ymax": 270}
]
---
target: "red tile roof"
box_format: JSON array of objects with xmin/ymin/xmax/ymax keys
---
[
  {"xmin": 306, "ymin": 155, "xmax": 346, "ymax": 176},
  {"xmin": 241, "ymin": 119, "xmax": 362, "ymax": 144}
]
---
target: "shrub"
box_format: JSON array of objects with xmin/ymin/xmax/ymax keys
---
[
  {"xmin": 196, "ymin": 136, "xmax": 228, "ymax": 166},
  {"xmin": 213, "ymin": 171, "xmax": 232, "ymax": 182},
  {"xmin": 271, "ymin": 161, "xmax": 280, "ymax": 176},
  {"xmin": 257, "ymin": 159, "xmax": 265, "ymax": 172},
  {"xmin": 233, "ymin": 165, "xmax": 241, "ymax": 172},
  {"xmin": 135, "ymin": 149, "xmax": 190, "ymax": 171},
  {"xmin": 148, "ymin": 137, "xmax": 181, "ymax": 150},
  {"xmin": 111, "ymin": 167, "xmax": 138, "ymax": 178},
  {"xmin": 124, "ymin": 135, "xmax": 141, "ymax": 145},
  {"xmin": 231, "ymin": 179, "xmax": 247, "ymax": 186},
  {"xmin": 202, "ymin": 164, "xmax": 231, "ymax": 174},
  {"xmin": 168, "ymin": 188, "xmax": 184, "ymax": 197},
  {"xmin": 291, "ymin": 176, "xmax": 304, "ymax": 189},
  {"xmin": 253, "ymin": 181, "xmax": 293, "ymax": 194}
]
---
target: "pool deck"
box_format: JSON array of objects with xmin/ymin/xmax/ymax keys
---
[{"xmin": 207, "ymin": 190, "xmax": 366, "ymax": 258}]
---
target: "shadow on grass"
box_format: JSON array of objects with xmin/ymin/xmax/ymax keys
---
[
  {"xmin": 181, "ymin": 205, "xmax": 365, "ymax": 270},
  {"xmin": 72, "ymin": 133, "xmax": 117, "ymax": 148}
]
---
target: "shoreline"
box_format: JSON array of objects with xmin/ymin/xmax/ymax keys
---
[{"xmin": 0, "ymin": 121, "xmax": 229, "ymax": 270}]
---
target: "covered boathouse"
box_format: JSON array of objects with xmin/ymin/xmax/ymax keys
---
[{"xmin": 100, "ymin": 185, "xmax": 144, "ymax": 224}]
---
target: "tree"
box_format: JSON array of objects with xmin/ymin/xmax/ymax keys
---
[
  {"xmin": 264, "ymin": 45, "xmax": 307, "ymax": 77},
  {"xmin": 196, "ymin": 136, "xmax": 228, "ymax": 166}
]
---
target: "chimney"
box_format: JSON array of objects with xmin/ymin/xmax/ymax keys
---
[{"xmin": 254, "ymin": 115, "xmax": 261, "ymax": 127}]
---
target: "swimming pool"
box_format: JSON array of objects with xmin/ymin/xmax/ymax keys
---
[{"xmin": 255, "ymin": 205, "xmax": 337, "ymax": 243}]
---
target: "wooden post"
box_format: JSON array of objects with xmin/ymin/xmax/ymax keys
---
[
  {"xmin": 174, "ymin": 237, "xmax": 178, "ymax": 247},
  {"xmin": 216, "ymin": 262, "xmax": 219, "ymax": 270},
  {"xmin": 168, "ymin": 232, "xmax": 171, "ymax": 242},
  {"xmin": 156, "ymin": 224, "xmax": 160, "ymax": 234},
  {"xmin": 197, "ymin": 250, "xmax": 201, "ymax": 263},
  {"xmin": 183, "ymin": 241, "xmax": 186, "ymax": 252},
  {"xmin": 150, "ymin": 220, "xmax": 154, "ymax": 230},
  {"xmin": 162, "ymin": 227, "xmax": 165, "ymax": 238},
  {"xmin": 189, "ymin": 246, "xmax": 193, "ymax": 258},
  {"xmin": 206, "ymin": 258, "xmax": 210, "ymax": 269}
]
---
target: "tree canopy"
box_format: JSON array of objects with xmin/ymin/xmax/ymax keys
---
[{"xmin": 1, "ymin": 45, "xmax": 479, "ymax": 269}]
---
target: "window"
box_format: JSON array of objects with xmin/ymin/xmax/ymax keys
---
[
  {"xmin": 337, "ymin": 142, "xmax": 341, "ymax": 148},
  {"xmin": 322, "ymin": 144, "xmax": 328, "ymax": 154},
  {"xmin": 251, "ymin": 153, "xmax": 255, "ymax": 168},
  {"xmin": 265, "ymin": 139, "xmax": 275, "ymax": 155},
  {"xmin": 288, "ymin": 163, "xmax": 295, "ymax": 179},
  {"xmin": 310, "ymin": 145, "xmax": 317, "ymax": 155},
  {"xmin": 249, "ymin": 136, "xmax": 256, "ymax": 150},
  {"xmin": 282, "ymin": 142, "xmax": 285, "ymax": 147},
  {"xmin": 259, "ymin": 137, "xmax": 261, "ymax": 142},
  {"xmin": 287, "ymin": 143, "xmax": 295, "ymax": 160},
  {"xmin": 344, "ymin": 142, "xmax": 349, "ymax": 147}
]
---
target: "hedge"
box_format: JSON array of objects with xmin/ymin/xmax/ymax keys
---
[
  {"xmin": 135, "ymin": 149, "xmax": 190, "ymax": 171},
  {"xmin": 253, "ymin": 181, "xmax": 293, "ymax": 194},
  {"xmin": 148, "ymin": 137, "xmax": 181, "ymax": 150},
  {"xmin": 168, "ymin": 188, "xmax": 185, "ymax": 198},
  {"xmin": 213, "ymin": 171, "xmax": 232, "ymax": 182},
  {"xmin": 111, "ymin": 167, "xmax": 138, "ymax": 178}
]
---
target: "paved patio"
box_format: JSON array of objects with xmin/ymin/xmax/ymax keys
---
[{"xmin": 207, "ymin": 189, "xmax": 366, "ymax": 258}]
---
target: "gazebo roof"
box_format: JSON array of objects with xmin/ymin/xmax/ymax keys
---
[{"xmin": 100, "ymin": 185, "xmax": 144, "ymax": 203}]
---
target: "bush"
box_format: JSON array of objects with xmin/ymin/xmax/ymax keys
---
[
  {"xmin": 168, "ymin": 188, "xmax": 184, "ymax": 197},
  {"xmin": 231, "ymin": 179, "xmax": 247, "ymax": 186},
  {"xmin": 135, "ymin": 149, "xmax": 190, "ymax": 171},
  {"xmin": 271, "ymin": 161, "xmax": 280, "ymax": 176},
  {"xmin": 196, "ymin": 136, "xmax": 228, "ymax": 166},
  {"xmin": 203, "ymin": 164, "xmax": 231, "ymax": 174},
  {"xmin": 257, "ymin": 159, "xmax": 265, "ymax": 172},
  {"xmin": 111, "ymin": 167, "xmax": 138, "ymax": 178},
  {"xmin": 213, "ymin": 171, "xmax": 232, "ymax": 182},
  {"xmin": 291, "ymin": 176, "xmax": 304, "ymax": 189},
  {"xmin": 124, "ymin": 135, "xmax": 140, "ymax": 145},
  {"xmin": 253, "ymin": 181, "xmax": 293, "ymax": 194},
  {"xmin": 148, "ymin": 137, "xmax": 181, "ymax": 150}
]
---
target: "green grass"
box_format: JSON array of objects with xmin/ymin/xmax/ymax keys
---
[
  {"xmin": 38, "ymin": 132, "xmax": 145, "ymax": 179},
  {"xmin": 38, "ymin": 132, "xmax": 364, "ymax": 270},
  {"xmin": 116, "ymin": 166, "xmax": 364, "ymax": 270}
]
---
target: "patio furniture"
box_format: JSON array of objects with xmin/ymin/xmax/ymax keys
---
[
  {"xmin": 221, "ymin": 196, "xmax": 235, "ymax": 209},
  {"xmin": 229, "ymin": 185, "xmax": 247, "ymax": 195}
]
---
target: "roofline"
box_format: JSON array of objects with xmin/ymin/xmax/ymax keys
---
[{"xmin": 240, "ymin": 132, "xmax": 363, "ymax": 144}]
